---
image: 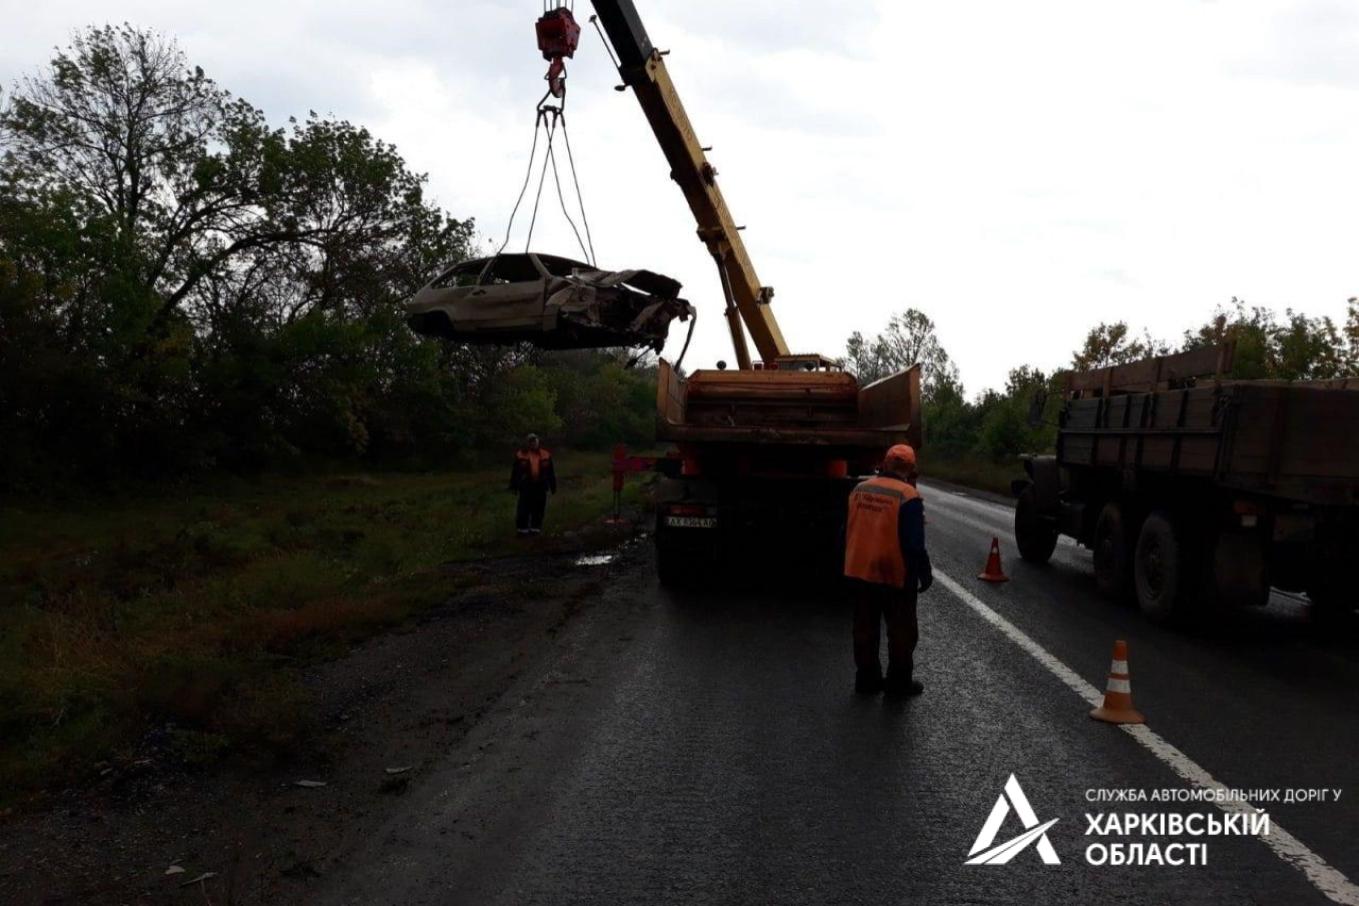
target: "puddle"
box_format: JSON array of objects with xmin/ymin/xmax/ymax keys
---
[{"xmin": 573, "ymin": 554, "xmax": 614, "ymax": 567}]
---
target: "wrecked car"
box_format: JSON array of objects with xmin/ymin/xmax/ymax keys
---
[{"xmin": 404, "ymin": 252, "xmax": 694, "ymax": 351}]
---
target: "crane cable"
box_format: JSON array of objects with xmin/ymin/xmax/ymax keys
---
[{"xmin": 494, "ymin": 85, "xmax": 598, "ymax": 269}]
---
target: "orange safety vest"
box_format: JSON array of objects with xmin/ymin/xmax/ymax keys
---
[
  {"xmin": 844, "ymin": 475, "xmax": 920, "ymax": 588},
  {"xmin": 518, "ymin": 448, "xmax": 551, "ymax": 482}
]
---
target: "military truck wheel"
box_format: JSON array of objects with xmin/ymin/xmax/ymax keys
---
[
  {"xmin": 1014, "ymin": 487, "xmax": 1057, "ymax": 564},
  {"xmin": 1093, "ymin": 502, "xmax": 1133, "ymax": 600},
  {"xmin": 1208, "ymin": 531, "xmax": 1269, "ymax": 611},
  {"xmin": 1134, "ymin": 511, "xmax": 1195, "ymax": 623}
]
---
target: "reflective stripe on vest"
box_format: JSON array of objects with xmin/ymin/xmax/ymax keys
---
[{"xmin": 843, "ymin": 475, "xmax": 919, "ymax": 587}]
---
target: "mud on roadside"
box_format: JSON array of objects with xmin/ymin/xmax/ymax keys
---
[{"xmin": 0, "ymin": 522, "xmax": 653, "ymax": 905}]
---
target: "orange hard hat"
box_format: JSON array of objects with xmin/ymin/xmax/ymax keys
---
[{"xmin": 884, "ymin": 444, "xmax": 917, "ymax": 470}]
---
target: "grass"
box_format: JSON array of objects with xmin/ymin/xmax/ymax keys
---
[
  {"xmin": 923, "ymin": 455, "xmax": 1022, "ymax": 498},
  {"xmin": 0, "ymin": 451, "xmax": 644, "ymax": 801}
]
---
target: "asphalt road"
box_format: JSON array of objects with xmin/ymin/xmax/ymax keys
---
[{"xmin": 317, "ymin": 482, "xmax": 1359, "ymax": 906}]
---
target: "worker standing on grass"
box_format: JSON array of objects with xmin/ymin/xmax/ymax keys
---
[
  {"xmin": 510, "ymin": 434, "xmax": 557, "ymax": 536},
  {"xmin": 843, "ymin": 444, "xmax": 933, "ymax": 697}
]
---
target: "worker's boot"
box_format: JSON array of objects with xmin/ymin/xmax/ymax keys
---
[
  {"xmin": 854, "ymin": 670, "xmax": 883, "ymax": 695},
  {"xmin": 883, "ymin": 668, "xmax": 923, "ymax": 698}
]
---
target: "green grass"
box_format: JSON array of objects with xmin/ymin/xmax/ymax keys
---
[
  {"xmin": 0, "ymin": 452, "xmax": 644, "ymax": 800},
  {"xmin": 923, "ymin": 455, "xmax": 1022, "ymax": 497}
]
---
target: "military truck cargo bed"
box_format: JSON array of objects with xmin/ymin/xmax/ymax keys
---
[{"xmin": 1059, "ymin": 381, "xmax": 1359, "ymax": 506}]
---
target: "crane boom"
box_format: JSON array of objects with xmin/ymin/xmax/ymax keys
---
[{"xmin": 590, "ymin": 0, "xmax": 790, "ymax": 368}]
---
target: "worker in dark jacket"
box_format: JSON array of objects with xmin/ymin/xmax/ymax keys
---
[
  {"xmin": 509, "ymin": 434, "xmax": 557, "ymax": 535},
  {"xmin": 843, "ymin": 443, "xmax": 933, "ymax": 696}
]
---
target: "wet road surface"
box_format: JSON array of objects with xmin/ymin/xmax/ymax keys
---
[{"xmin": 318, "ymin": 482, "xmax": 1359, "ymax": 905}]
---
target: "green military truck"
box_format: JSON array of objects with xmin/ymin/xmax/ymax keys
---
[{"xmin": 1012, "ymin": 343, "xmax": 1359, "ymax": 622}]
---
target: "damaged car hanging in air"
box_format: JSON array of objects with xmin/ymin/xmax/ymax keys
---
[{"xmin": 404, "ymin": 252, "xmax": 694, "ymax": 352}]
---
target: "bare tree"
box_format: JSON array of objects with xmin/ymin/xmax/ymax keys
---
[{"xmin": 845, "ymin": 308, "xmax": 959, "ymax": 400}]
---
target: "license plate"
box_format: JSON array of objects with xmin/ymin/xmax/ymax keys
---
[{"xmin": 665, "ymin": 515, "xmax": 717, "ymax": 529}]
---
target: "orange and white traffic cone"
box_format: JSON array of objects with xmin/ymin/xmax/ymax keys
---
[
  {"xmin": 1089, "ymin": 640, "xmax": 1145, "ymax": 725},
  {"xmin": 978, "ymin": 537, "xmax": 1008, "ymax": 583}
]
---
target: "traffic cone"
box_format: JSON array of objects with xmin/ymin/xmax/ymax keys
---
[
  {"xmin": 978, "ymin": 537, "xmax": 1009, "ymax": 583},
  {"xmin": 1089, "ymin": 640, "xmax": 1145, "ymax": 725}
]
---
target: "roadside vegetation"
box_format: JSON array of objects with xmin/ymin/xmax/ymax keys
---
[
  {"xmin": 0, "ymin": 452, "xmax": 645, "ymax": 801},
  {"xmin": 0, "ymin": 26, "xmax": 659, "ymax": 800},
  {"xmin": 0, "ymin": 26, "xmax": 655, "ymax": 493}
]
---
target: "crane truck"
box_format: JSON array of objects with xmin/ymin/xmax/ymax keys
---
[{"xmin": 589, "ymin": 0, "xmax": 923, "ymax": 584}]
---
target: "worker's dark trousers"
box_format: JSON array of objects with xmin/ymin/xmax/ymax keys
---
[
  {"xmin": 516, "ymin": 486, "xmax": 549, "ymax": 531},
  {"xmin": 849, "ymin": 578, "xmax": 919, "ymax": 682}
]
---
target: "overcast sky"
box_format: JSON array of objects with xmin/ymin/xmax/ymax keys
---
[{"xmin": 4, "ymin": 1, "xmax": 1357, "ymax": 391}]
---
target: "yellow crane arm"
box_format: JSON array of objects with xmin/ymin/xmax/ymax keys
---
[{"xmin": 590, "ymin": 0, "xmax": 790, "ymax": 368}]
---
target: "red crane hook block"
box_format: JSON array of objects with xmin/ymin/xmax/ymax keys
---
[{"xmin": 536, "ymin": 6, "xmax": 582, "ymax": 98}]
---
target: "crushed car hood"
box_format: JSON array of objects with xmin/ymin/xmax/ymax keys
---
[
  {"xmin": 546, "ymin": 268, "xmax": 692, "ymax": 345},
  {"xmin": 404, "ymin": 260, "xmax": 693, "ymax": 352}
]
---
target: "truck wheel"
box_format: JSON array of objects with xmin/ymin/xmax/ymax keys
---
[
  {"xmin": 1093, "ymin": 502, "xmax": 1133, "ymax": 601},
  {"xmin": 1209, "ymin": 532, "xmax": 1269, "ymax": 611},
  {"xmin": 1014, "ymin": 487, "xmax": 1057, "ymax": 564},
  {"xmin": 1134, "ymin": 511, "xmax": 1193, "ymax": 623}
]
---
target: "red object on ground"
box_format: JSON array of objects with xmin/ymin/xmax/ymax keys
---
[
  {"xmin": 536, "ymin": 6, "xmax": 582, "ymax": 98},
  {"xmin": 978, "ymin": 536, "xmax": 1009, "ymax": 583}
]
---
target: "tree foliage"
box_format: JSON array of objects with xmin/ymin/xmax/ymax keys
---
[
  {"xmin": 846, "ymin": 294, "xmax": 1355, "ymax": 470},
  {"xmin": 0, "ymin": 26, "xmax": 652, "ymax": 488},
  {"xmin": 1181, "ymin": 297, "xmax": 1351, "ymax": 380},
  {"xmin": 844, "ymin": 309, "xmax": 960, "ymax": 400},
  {"xmin": 1070, "ymin": 321, "xmax": 1169, "ymax": 370}
]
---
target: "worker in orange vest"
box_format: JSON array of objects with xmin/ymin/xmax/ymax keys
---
[
  {"xmin": 510, "ymin": 433, "xmax": 557, "ymax": 535},
  {"xmin": 843, "ymin": 443, "xmax": 933, "ymax": 696}
]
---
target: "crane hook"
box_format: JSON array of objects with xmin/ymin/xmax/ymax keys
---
[{"xmin": 536, "ymin": 5, "xmax": 581, "ymax": 98}]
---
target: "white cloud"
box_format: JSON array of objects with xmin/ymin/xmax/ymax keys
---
[{"xmin": 3, "ymin": 0, "xmax": 1356, "ymax": 391}]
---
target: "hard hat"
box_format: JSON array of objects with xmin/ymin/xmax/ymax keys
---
[{"xmin": 884, "ymin": 444, "xmax": 916, "ymax": 470}]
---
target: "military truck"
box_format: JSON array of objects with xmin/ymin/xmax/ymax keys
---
[{"xmin": 1012, "ymin": 343, "xmax": 1359, "ymax": 622}]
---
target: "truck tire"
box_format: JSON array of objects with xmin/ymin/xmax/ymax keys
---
[
  {"xmin": 1014, "ymin": 487, "xmax": 1058, "ymax": 564},
  {"xmin": 1208, "ymin": 531, "xmax": 1269, "ymax": 611},
  {"xmin": 1093, "ymin": 502, "xmax": 1133, "ymax": 601},
  {"xmin": 1133, "ymin": 511, "xmax": 1194, "ymax": 623}
]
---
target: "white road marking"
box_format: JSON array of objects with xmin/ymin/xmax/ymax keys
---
[{"xmin": 934, "ymin": 569, "xmax": 1359, "ymax": 905}]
